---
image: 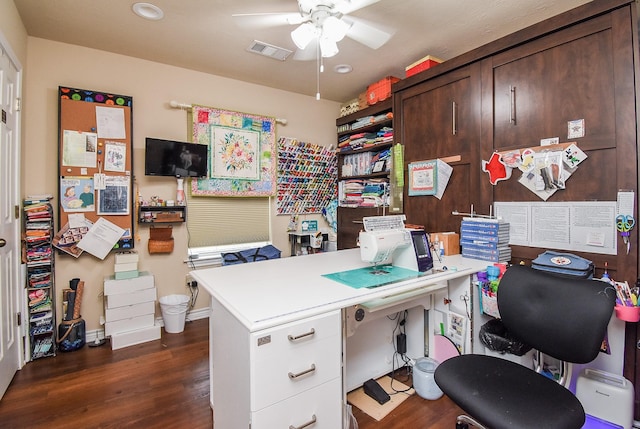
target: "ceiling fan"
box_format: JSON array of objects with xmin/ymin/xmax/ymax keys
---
[{"xmin": 233, "ymin": 0, "xmax": 395, "ymax": 60}]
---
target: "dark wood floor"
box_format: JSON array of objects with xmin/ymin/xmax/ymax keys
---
[{"xmin": 0, "ymin": 318, "xmax": 465, "ymax": 428}]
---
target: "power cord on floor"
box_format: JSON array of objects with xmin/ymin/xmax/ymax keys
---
[{"xmin": 389, "ymin": 310, "xmax": 414, "ymax": 394}]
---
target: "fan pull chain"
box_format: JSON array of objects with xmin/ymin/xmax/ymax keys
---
[{"xmin": 316, "ymin": 41, "xmax": 321, "ymax": 100}]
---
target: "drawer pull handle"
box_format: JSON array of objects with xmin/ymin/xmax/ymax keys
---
[
  {"xmin": 288, "ymin": 364, "xmax": 316, "ymax": 379},
  {"xmin": 288, "ymin": 328, "xmax": 315, "ymax": 341},
  {"xmin": 289, "ymin": 414, "xmax": 317, "ymax": 429}
]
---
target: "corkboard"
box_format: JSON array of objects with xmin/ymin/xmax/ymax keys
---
[{"xmin": 57, "ymin": 86, "xmax": 134, "ymax": 251}]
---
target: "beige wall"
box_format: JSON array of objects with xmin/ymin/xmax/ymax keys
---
[
  {"xmin": 0, "ymin": 0, "xmax": 27, "ymax": 64},
  {"xmin": 22, "ymin": 37, "xmax": 340, "ymax": 332}
]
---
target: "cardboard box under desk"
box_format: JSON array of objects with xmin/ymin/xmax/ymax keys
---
[
  {"xmin": 105, "ymin": 287, "xmax": 157, "ymax": 309},
  {"xmin": 430, "ymin": 232, "xmax": 460, "ymax": 255},
  {"xmin": 104, "ymin": 272, "xmax": 154, "ymax": 295}
]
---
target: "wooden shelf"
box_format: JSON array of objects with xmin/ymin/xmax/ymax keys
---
[{"xmin": 139, "ymin": 206, "xmax": 186, "ymax": 223}]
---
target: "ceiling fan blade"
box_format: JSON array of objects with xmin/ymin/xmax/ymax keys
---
[
  {"xmin": 342, "ymin": 16, "xmax": 395, "ymax": 50},
  {"xmin": 232, "ymin": 12, "xmax": 306, "ymax": 29},
  {"xmin": 335, "ymin": 0, "xmax": 382, "ymax": 15}
]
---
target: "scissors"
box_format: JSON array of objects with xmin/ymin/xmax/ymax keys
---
[{"xmin": 616, "ymin": 214, "xmax": 635, "ymax": 254}]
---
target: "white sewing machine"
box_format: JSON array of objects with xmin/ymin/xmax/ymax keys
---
[{"xmin": 358, "ymin": 215, "xmax": 434, "ymax": 273}]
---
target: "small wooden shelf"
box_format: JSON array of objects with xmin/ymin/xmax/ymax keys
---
[{"xmin": 139, "ymin": 206, "xmax": 186, "ymax": 224}]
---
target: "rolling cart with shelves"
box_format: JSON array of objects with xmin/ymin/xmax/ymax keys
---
[{"xmin": 23, "ymin": 198, "xmax": 56, "ymax": 359}]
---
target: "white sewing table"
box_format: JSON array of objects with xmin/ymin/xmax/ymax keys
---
[{"xmin": 190, "ymin": 248, "xmax": 487, "ymax": 429}]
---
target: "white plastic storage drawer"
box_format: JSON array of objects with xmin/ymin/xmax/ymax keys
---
[
  {"xmin": 251, "ymin": 378, "xmax": 342, "ymax": 429},
  {"xmin": 105, "ymin": 313, "xmax": 155, "ymax": 336},
  {"xmin": 576, "ymin": 368, "xmax": 634, "ymax": 429},
  {"xmin": 250, "ymin": 310, "xmax": 341, "ymax": 411}
]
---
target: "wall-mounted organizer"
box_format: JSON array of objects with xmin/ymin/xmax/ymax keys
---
[
  {"xmin": 276, "ymin": 137, "xmax": 337, "ymax": 215},
  {"xmin": 138, "ymin": 206, "xmax": 186, "ymax": 224},
  {"xmin": 148, "ymin": 226, "xmax": 174, "ymax": 254},
  {"xmin": 57, "ymin": 87, "xmax": 135, "ymax": 254},
  {"xmin": 23, "ymin": 197, "xmax": 56, "ymax": 359}
]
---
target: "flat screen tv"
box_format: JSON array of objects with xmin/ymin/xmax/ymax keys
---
[{"xmin": 144, "ymin": 137, "xmax": 208, "ymax": 178}]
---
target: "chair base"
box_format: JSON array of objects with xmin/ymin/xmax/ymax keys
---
[{"xmin": 456, "ymin": 415, "xmax": 487, "ymax": 429}]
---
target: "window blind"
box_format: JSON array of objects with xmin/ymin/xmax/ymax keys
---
[{"xmin": 185, "ymin": 190, "xmax": 270, "ymax": 248}]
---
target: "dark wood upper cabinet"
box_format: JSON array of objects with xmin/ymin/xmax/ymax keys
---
[
  {"xmin": 491, "ymin": 15, "xmax": 617, "ymax": 152},
  {"xmin": 395, "ymin": 65, "xmax": 483, "ymax": 234}
]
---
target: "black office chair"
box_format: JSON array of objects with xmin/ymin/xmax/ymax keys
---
[{"xmin": 434, "ymin": 264, "xmax": 616, "ymax": 429}]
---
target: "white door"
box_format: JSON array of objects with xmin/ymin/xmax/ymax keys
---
[{"xmin": 0, "ymin": 38, "xmax": 23, "ymax": 399}]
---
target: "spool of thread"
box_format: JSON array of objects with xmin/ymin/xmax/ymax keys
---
[{"xmin": 486, "ymin": 265, "xmax": 500, "ymax": 281}]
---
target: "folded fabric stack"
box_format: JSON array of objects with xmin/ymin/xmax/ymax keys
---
[
  {"xmin": 338, "ymin": 179, "xmax": 388, "ymax": 207},
  {"xmin": 340, "ymin": 180, "xmax": 365, "ymax": 207},
  {"xmin": 350, "ymin": 115, "xmax": 376, "ymax": 130},
  {"xmin": 360, "ymin": 181, "xmax": 387, "ymax": 207}
]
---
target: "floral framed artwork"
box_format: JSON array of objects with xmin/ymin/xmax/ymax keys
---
[
  {"xmin": 212, "ymin": 126, "xmax": 260, "ymax": 180},
  {"xmin": 190, "ymin": 105, "xmax": 276, "ymax": 197}
]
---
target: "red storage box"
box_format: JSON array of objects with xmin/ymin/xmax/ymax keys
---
[
  {"xmin": 367, "ymin": 76, "xmax": 400, "ymax": 105},
  {"xmin": 405, "ymin": 55, "xmax": 443, "ymax": 78}
]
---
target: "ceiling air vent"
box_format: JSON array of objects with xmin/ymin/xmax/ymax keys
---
[{"xmin": 247, "ymin": 40, "xmax": 293, "ymax": 61}]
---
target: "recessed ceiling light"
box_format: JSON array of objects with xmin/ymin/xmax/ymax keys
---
[
  {"xmin": 334, "ymin": 64, "xmax": 353, "ymax": 74},
  {"xmin": 132, "ymin": 3, "xmax": 164, "ymax": 20}
]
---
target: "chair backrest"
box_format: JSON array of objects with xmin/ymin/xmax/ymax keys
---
[{"xmin": 497, "ymin": 265, "xmax": 615, "ymax": 363}]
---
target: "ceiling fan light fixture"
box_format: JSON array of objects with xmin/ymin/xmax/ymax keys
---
[
  {"xmin": 319, "ymin": 37, "xmax": 339, "ymax": 58},
  {"xmin": 322, "ymin": 16, "xmax": 350, "ymax": 42},
  {"xmin": 291, "ymin": 23, "xmax": 317, "ymax": 50}
]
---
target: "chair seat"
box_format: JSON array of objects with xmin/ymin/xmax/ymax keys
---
[{"xmin": 434, "ymin": 354, "xmax": 585, "ymax": 429}]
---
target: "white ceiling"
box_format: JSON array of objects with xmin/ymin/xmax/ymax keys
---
[{"xmin": 13, "ymin": 0, "xmax": 592, "ymax": 103}]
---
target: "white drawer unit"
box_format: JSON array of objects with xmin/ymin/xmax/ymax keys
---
[
  {"xmin": 210, "ymin": 298, "xmax": 342, "ymax": 429},
  {"xmin": 251, "ymin": 378, "xmax": 342, "ymax": 428},
  {"xmin": 103, "ymin": 273, "xmax": 158, "ymax": 349},
  {"xmin": 250, "ymin": 310, "xmax": 341, "ymax": 411}
]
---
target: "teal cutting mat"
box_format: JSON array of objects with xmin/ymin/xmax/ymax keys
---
[{"xmin": 322, "ymin": 265, "xmax": 421, "ymax": 289}]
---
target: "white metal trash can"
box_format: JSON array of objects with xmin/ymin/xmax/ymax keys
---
[{"xmin": 159, "ymin": 294, "xmax": 190, "ymax": 333}]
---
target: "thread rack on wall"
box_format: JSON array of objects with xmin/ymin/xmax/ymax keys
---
[{"xmin": 277, "ymin": 137, "xmax": 337, "ymax": 215}]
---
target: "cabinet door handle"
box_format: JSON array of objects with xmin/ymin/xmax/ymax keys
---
[
  {"xmin": 509, "ymin": 85, "xmax": 517, "ymax": 125},
  {"xmin": 288, "ymin": 363, "xmax": 316, "ymax": 379},
  {"xmin": 289, "ymin": 414, "xmax": 317, "ymax": 429},
  {"xmin": 288, "ymin": 328, "xmax": 315, "ymax": 341},
  {"xmin": 452, "ymin": 101, "xmax": 457, "ymax": 136}
]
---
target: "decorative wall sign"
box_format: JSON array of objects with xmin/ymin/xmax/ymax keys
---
[
  {"xmin": 190, "ymin": 105, "xmax": 276, "ymax": 197},
  {"xmin": 408, "ymin": 160, "xmax": 437, "ymax": 196}
]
